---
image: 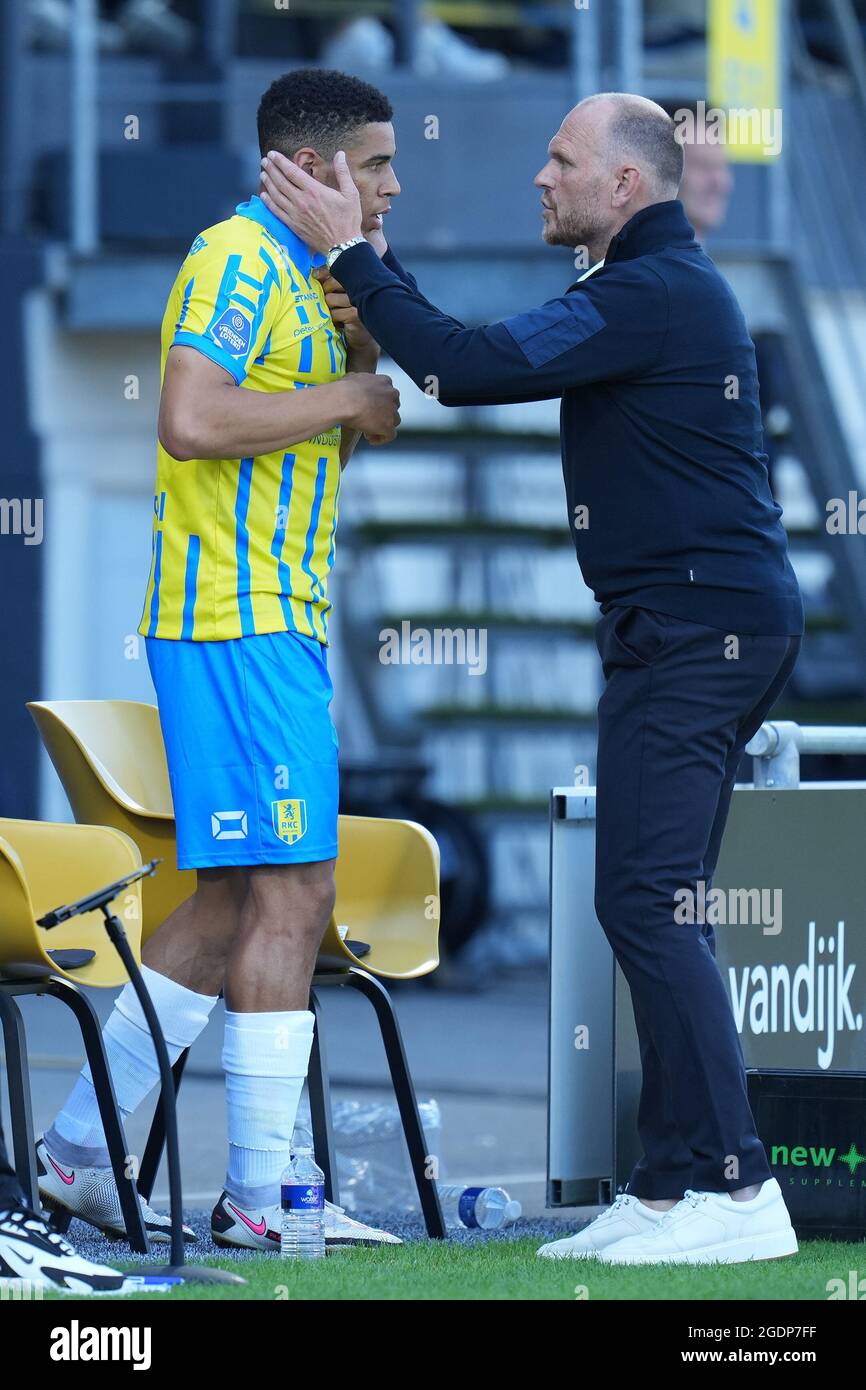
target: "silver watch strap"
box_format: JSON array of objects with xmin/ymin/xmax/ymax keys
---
[{"xmin": 327, "ymin": 236, "xmax": 365, "ymax": 270}]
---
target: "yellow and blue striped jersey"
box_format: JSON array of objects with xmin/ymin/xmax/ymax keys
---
[{"xmin": 139, "ymin": 196, "xmax": 347, "ymax": 644}]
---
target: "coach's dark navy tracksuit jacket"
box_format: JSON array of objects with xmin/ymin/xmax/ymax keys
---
[
  {"xmin": 334, "ymin": 200, "xmax": 804, "ymax": 1196},
  {"xmin": 336, "ymin": 199, "xmax": 803, "ymax": 638}
]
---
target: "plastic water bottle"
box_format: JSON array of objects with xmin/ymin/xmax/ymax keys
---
[
  {"xmin": 438, "ymin": 1185, "xmax": 522, "ymax": 1230},
  {"xmin": 280, "ymin": 1138, "xmax": 325, "ymax": 1259}
]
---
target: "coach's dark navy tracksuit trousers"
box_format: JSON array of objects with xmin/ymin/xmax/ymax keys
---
[{"xmin": 593, "ymin": 604, "xmax": 801, "ymax": 1199}]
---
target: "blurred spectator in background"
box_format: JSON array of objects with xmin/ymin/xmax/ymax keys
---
[
  {"xmin": 27, "ymin": 0, "xmax": 196, "ymax": 55},
  {"xmin": 666, "ymin": 100, "xmax": 735, "ymax": 243},
  {"xmin": 27, "ymin": 1, "xmax": 866, "ymax": 69},
  {"xmin": 321, "ymin": 2, "xmax": 711, "ymax": 77},
  {"xmin": 644, "ymin": 0, "xmax": 707, "ymax": 77},
  {"xmin": 321, "ymin": 13, "xmax": 509, "ymax": 81},
  {"xmin": 645, "ymin": 0, "xmax": 707, "ymax": 45}
]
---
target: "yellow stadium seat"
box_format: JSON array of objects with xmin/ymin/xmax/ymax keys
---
[
  {"xmin": 27, "ymin": 700, "xmax": 194, "ymax": 942},
  {"xmin": 27, "ymin": 700, "xmax": 440, "ymax": 977},
  {"xmin": 28, "ymin": 698, "xmax": 445, "ymax": 1236},
  {"xmin": 0, "ymin": 818, "xmax": 148, "ymax": 1247}
]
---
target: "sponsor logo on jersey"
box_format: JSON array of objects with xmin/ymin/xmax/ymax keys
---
[
  {"xmin": 211, "ymin": 810, "xmax": 249, "ymax": 840},
  {"xmin": 272, "ymin": 799, "xmax": 307, "ymax": 845},
  {"xmin": 210, "ymin": 308, "xmax": 252, "ymax": 357}
]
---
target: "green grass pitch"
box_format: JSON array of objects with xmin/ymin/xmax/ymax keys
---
[{"xmin": 48, "ymin": 1237, "xmax": 863, "ymax": 1301}]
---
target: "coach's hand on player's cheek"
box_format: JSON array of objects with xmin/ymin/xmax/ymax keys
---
[{"xmin": 260, "ymin": 149, "xmax": 362, "ymax": 253}]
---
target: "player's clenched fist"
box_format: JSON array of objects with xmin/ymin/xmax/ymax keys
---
[{"xmin": 341, "ymin": 373, "xmax": 401, "ymax": 445}]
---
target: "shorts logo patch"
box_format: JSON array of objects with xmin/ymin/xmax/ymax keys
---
[
  {"xmin": 272, "ymin": 799, "xmax": 307, "ymax": 845},
  {"xmin": 209, "ymin": 308, "xmax": 252, "ymax": 357},
  {"xmin": 211, "ymin": 810, "xmax": 249, "ymax": 840}
]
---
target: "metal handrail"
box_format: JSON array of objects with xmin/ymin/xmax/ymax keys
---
[{"xmin": 746, "ymin": 720, "xmax": 866, "ymax": 788}]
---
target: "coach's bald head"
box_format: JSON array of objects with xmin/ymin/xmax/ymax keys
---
[{"xmin": 535, "ymin": 92, "xmax": 684, "ymax": 262}]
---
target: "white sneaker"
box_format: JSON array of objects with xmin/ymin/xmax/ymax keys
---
[
  {"xmin": 211, "ymin": 1192, "xmax": 281, "ymax": 1250},
  {"xmin": 212, "ymin": 1192, "xmax": 402, "ymax": 1251},
  {"xmin": 36, "ymin": 1136, "xmax": 197, "ymax": 1245},
  {"xmin": 537, "ymin": 1193, "xmax": 666, "ymax": 1259},
  {"xmin": 323, "ymin": 1200, "xmax": 402, "ymax": 1248},
  {"xmin": 597, "ymin": 1179, "xmax": 798, "ymax": 1266},
  {"xmin": 0, "ymin": 1203, "xmax": 128, "ymax": 1294}
]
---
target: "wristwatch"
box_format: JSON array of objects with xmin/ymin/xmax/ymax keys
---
[{"xmin": 326, "ymin": 236, "xmax": 366, "ymax": 271}]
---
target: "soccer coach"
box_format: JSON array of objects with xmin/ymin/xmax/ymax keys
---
[{"xmin": 261, "ymin": 92, "xmax": 804, "ymax": 1266}]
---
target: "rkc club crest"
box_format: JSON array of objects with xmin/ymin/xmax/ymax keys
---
[{"xmin": 272, "ymin": 798, "xmax": 307, "ymax": 845}]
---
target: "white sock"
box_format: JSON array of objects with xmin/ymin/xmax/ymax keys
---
[
  {"xmin": 222, "ymin": 1009, "xmax": 315, "ymax": 1210},
  {"xmin": 46, "ymin": 966, "xmax": 220, "ymax": 1167}
]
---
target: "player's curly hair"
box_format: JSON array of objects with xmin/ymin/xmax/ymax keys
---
[{"xmin": 257, "ymin": 69, "xmax": 393, "ymax": 161}]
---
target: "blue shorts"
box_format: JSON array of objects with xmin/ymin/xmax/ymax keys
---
[{"xmin": 146, "ymin": 630, "xmax": 339, "ymax": 870}]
